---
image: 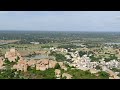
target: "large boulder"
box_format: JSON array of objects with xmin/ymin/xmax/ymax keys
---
[
  {"xmin": 89, "ymin": 69, "xmax": 99, "ymax": 74},
  {"xmin": 36, "ymin": 63, "xmax": 48, "ymax": 71},
  {"xmin": 12, "ymin": 59, "xmax": 28, "ymax": 72},
  {"xmin": 49, "ymin": 60, "xmax": 57, "ymax": 68},
  {"xmin": 0, "ymin": 57, "xmax": 5, "ymax": 69},
  {"xmin": 36, "ymin": 59, "xmax": 49, "ymax": 71},
  {"xmin": 12, "ymin": 63, "xmax": 28, "ymax": 72},
  {"xmin": 62, "ymin": 73, "xmax": 73, "ymax": 79},
  {"xmin": 58, "ymin": 62, "xmax": 64, "ymax": 67},
  {"xmin": 58, "ymin": 62, "xmax": 67, "ymax": 71},
  {"xmin": 18, "ymin": 59, "xmax": 28, "ymax": 65},
  {"xmin": 109, "ymin": 77, "xmax": 114, "ymax": 79},
  {"xmin": 41, "ymin": 59, "xmax": 49, "ymax": 65},
  {"xmin": 55, "ymin": 69, "xmax": 61, "ymax": 78},
  {"xmin": 113, "ymin": 75, "xmax": 120, "ymax": 79},
  {"xmin": 37, "ymin": 59, "xmax": 49, "ymax": 64},
  {"xmin": 5, "ymin": 48, "xmax": 22, "ymax": 62},
  {"xmin": 27, "ymin": 60, "xmax": 36, "ymax": 66},
  {"xmin": 0, "ymin": 59, "xmax": 4, "ymax": 66}
]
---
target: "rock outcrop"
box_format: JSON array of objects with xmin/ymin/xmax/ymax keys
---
[
  {"xmin": 12, "ymin": 59, "xmax": 28, "ymax": 72},
  {"xmin": 89, "ymin": 69, "xmax": 99, "ymax": 74},
  {"xmin": 36, "ymin": 59, "xmax": 49, "ymax": 71},
  {"xmin": 4, "ymin": 48, "xmax": 68, "ymax": 75},
  {"xmin": 27, "ymin": 60, "xmax": 36, "ymax": 66},
  {"xmin": 0, "ymin": 57, "xmax": 5, "ymax": 69},
  {"xmin": 58, "ymin": 62, "xmax": 67, "ymax": 71},
  {"xmin": 49, "ymin": 60, "xmax": 57, "ymax": 68},
  {"xmin": 55, "ymin": 69, "xmax": 61, "ymax": 78},
  {"xmin": 62, "ymin": 73, "xmax": 72, "ymax": 79},
  {"xmin": 5, "ymin": 48, "xmax": 22, "ymax": 62}
]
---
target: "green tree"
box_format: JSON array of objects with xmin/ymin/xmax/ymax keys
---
[
  {"xmin": 54, "ymin": 63, "xmax": 61, "ymax": 69},
  {"xmin": 98, "ymin": 71, "xmax": 109, "ymax": 78},
  {"xmin": 79, "ymin": 51, "xmax": 87, "ymax": 57}
]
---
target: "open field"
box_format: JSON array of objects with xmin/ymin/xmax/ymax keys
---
[
  {"xmin": 0, "ymin": 31, "xmax": 120, "ymax": 79},
  {"xmin": 0, "ymin": 40, "xmax": 19, "ymax": 44}
]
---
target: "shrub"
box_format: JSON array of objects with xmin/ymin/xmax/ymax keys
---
[
  {"xmin": 78, "ymin": 51, "xmax": 87, "ymax": 57},
  {"xmin": 54, "ymin": 63, "xmax": 61, "ymax": 69},
  {"xmin": 111, "ymin": 68, "xmax": 120, "ymax": 72},
  {"xmin": 55, "ymin": 54, "xmax": 66, "ymax": 61},
  {"xmin": 98, "ymin": 71, "xmax": 109, "ymax": 78},
  {"xmin": 95, "ymin": 65, "xmax": 102, "ymax": 70},
  {"xmin": 41, "ymin": 45, "xmax": 53, "ymax": 48}
]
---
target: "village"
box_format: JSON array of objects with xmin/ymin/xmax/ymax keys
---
[
  {"xmin": 50, "ymin": 46, "xmax": 120, "ymax": 79},
  {"xmin": 0, "ymin": 45, "xmax": 120, "ymax": 79},
  {"xmin": 1, "ymin": 11, "xmax": 120, "ymax": 79}
]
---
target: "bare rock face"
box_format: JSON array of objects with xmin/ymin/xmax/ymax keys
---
[
  {"xmin": 41, "ymin": 59, "xmax": 49, "ymax": 65},
  {"xmin": 0, "ymin": 57, "xmax": 5, "ymax": 69},
  {"xmin": 0, "ymin": 59, "xmax": 4, "ymax": 66},
  {"xmin": 18, "ymin": 59, "xmax": 28, "ymax": 65},
  {"xmin": 89, "ymin": 69, "xmax": 99, "ymax": 74},
  {"xmin": 113, "ymin": 75, "xmax": 120, "ymax": 79},
  {"xmin": 27, "ymin": 60, "xmax": 36, "ymax": 66},
  {"xmin": 36, "ymin": 59, "xmax": 60, "ymax": 71},
  {"xmin": 58, "ymin": 62, "xmax": 64, "ymax": 67},
  {"xmin": 55, "ymin": 69, "xmax": 61, "ymax": 78},
  {"xmin": 36, "ymin": 64, "xmax": 47, "ymax": 71},
  {"xmin": 5, "ymin": 48, "xmax": 22, "ymax": 62},
  {"xmin": 34, "ymin": 51, "xmax": 47, "ymax": 55},
  {"xmin": 109, "ymin": 77, "xmax": 114, "ymax": 79},
  {"xmin": 109, "ymin": 76, "xmax": 120, "ymax": 79},
  {"xmin": 49, "ymin": 60, "xmax": 57, "ymax": 68},
  {"xmin": 58, "ymin": 62, "xmax": 67, "ymax": 71},
  {"xmin": 12, "ymin": 64, "xmax": 28, "ymax": 72},
  {"xmin": 36, "ymin": 59, "xmax": 49, "ymax": 71},
  {"xmin": 62, "ymin": 73, "xmax": 73, "ymax": 79},
  {"xmin": 12, "ymin": 59, "xmax": 28, "ymax": 72}
]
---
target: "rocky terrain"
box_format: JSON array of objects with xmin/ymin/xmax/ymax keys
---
[
  {"xmin": 0, "ymin": 47, "xmax": 119, "ymax": 79},
  {"xmin": 0, "ymin": 48, "xmax": 72, "ymax": 79}
]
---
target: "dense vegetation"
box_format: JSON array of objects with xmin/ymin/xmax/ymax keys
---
[
  {"xmin": 89, "ymin": 55, "xmax": 102, "ymax": 62},
  {"xmin": 57, "ymin": 44, "xmax": 79, "ymax": 49},
  {"xmin": 0, "ymin": 31, "xmax": 120, "ymax": 79},
  {"xmin": 104, "ymin": 54, "xmax": 118, "ymax": 62},
  {"xmin": 0, "ymin": 65, "xmax": 109, "ymax": 79},
  {"xmin": 41, "ymin": 45, "xmax": 53, "ymax": 48},
  {"xmin": 63, "ymin": 68, "xmax": 109, "ymax": 79},
  {"xmin": 1, "ymin": 31, "xmax": 120, "ymax": 44},
  {"xmin": 49, "ymin": 51, "xmax": 67, "ymax": 62},
  {"xmin": 78, "ymin": 51, "xmax": 87, "ymax": 57}
]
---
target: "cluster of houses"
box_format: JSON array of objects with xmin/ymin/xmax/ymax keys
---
[
  {"xmin": 67, "ymin": 52, "xmax": 120, "ymax": 72},
  {"xmin": 50, "ymin": 47, "xmax": 68, "ymax": 53},
  {"xmin": 50, "ymin": 47, "xmax": 120, "ymax": 67},
  {"xmin": 49, "ymin": 47, "xmax": 120, "ymax": 79},
  {"xmin": 30, "ymin": 42, "xmax": 39, "ymax": 45},
  {"xmin": 64, "ymin": 50, "xmax": 120, "ymax": 79}
]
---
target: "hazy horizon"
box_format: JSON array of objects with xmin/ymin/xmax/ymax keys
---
[{"xmin": 0, "ymin": 11, "xmax": 120, "ymax": 32}]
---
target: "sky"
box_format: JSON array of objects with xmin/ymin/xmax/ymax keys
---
[{"xmin": 0, "ymin": 11, "xmax": 120, "ymax": 31}]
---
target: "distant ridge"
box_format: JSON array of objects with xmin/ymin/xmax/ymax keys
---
[{"xmin": 0, "ymin": 30, "xmax": 120, "ymax": 33}]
